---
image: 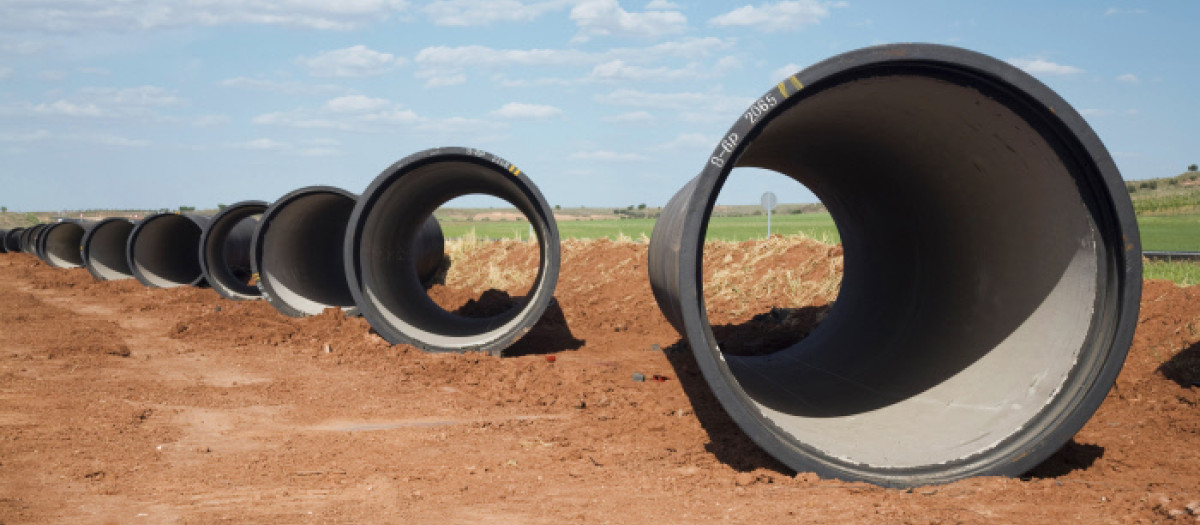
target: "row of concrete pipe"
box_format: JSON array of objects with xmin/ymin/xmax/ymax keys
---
[
  {"xmin": 0, "ymin": 44, "xmax": 1145, "ymax": 488},
  {"xmin": 1, "ymin": 147, "xmax": 561, "ymax": 358}
]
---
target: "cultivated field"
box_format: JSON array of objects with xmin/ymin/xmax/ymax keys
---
[{"xmin": 1, "ymin": 236, "xmax": 1198, "ymax": 523}]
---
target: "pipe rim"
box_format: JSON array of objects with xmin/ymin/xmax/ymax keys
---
[
  {"xmin": 39, "ymin": 222, "xmax": 88, "ymax": 269},
  {"xmin": 251, "ymin": 186, "xmax": 358, "ymax": 317},
  {"xmin": 199, "ymin": 200, "xmax": 268, "ymax": 301},
  {"xmin": 5, "ymin": 228, "xmax": 26, "ymax": 253},
  {"xmin": 81, "ymin": 217, "xmax": 136, "ymax": 281},
  {"xmin": 345, "ymin": 147, "xmax": 561, "ymax": 355},
  {"xmin": 667, "ymin": 43, "xmax": 1140, "ymax": 486},
  {"xmin": 127, "ymin": 212, "xmax": 210, "ymax": 288}
]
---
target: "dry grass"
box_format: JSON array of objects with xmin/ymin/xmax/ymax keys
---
[
  {"xmin": 703, "ymin": 233, "xmax": 843, "ymax": 319},
  {"xmin": 441, "ymin": 228, "xmax": 539, "ymax": 294}
]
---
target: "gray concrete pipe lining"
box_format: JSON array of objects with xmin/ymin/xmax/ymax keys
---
[
  {"xmin": 81, "ymin": 218, "xmax": 136, "ymax": 281},
  {"xmin": 647, "ymin": 44, "xmax": 1141, "ymax": 487},
  {"xmin": 346, "ymin": 147, "xmax": 559, "ymax": 355},
  {"xmin": 4, "ymin": 228, "xmax": 24, "ymax": 253},
  {"xmin": 39, "ymin": 221, "xmax": 94, "ymax": 268},
  {"xmin": 199, "ymin": 201, "xmax": 267, "ymax": 301},
  {"xmin": 128, "ymin": 213, "xmax": 211, "ymax": 288},
  {"xmin": 251, "ymin": 186, "xmax": 363, "ymax": 317}
]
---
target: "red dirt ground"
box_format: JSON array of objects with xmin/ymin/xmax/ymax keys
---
[{"xmin": 1, "ymin": 238, "xmax": 1198, "ymax": 524}]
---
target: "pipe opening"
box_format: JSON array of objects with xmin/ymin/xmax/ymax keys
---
[
  {"xmin": 201, "ymin": 201, "xmax": 267, "ymax": 300},
  {"xmin": 427, "ymin": 195, "xmax": 540, "ymax": 319},
  {"xmin": 82, "ymin": 218, "xmax": 135, "ymax": 281},
  {"xmin": 702, "ymin": 169, "xmax": 843, "ymax": 358},
  {"xmin": 349, "ymin": 148, "xmax": 560, "ymax": 354},
  {"xmin": 129, "ymin": 214, "xmax": 207, "ymax": 288},
  {"xmin": 254, "ymin": 188, "xmax": 358, "ymax": 316},
  {"xmin": 42, "ymin": 222, "xmax": 88, "ymax": 268}
]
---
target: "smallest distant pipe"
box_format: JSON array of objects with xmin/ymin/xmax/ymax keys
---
[
  {"xmin": 0, "ymin": 229, "xmax": 7, "ymax": 253},
  {"xmin": 4, "ymin": 228, "xmax": 26, "ymax": 253},
  {"xmin": 39, "ymin": 220, "xmax": 95, "ymax": 268},
  {"xmin": 128, "ymin": 212, "xmax": 212, "ymax": 288},
  {"xmin": 81, "ymin": 218, "xmax": 136, "ymax": 281},
  {"xmin": 199, "ymin": 201, "xmax": 267, "ymax": 300}
]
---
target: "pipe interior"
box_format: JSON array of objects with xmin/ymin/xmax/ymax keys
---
[
  {"xmin": 359, "ymin": 160, "xmax": 545, "ymax": 348},
  {"xmin": 87, "ymin": 220, "xmax": 135, "ymax": 280},
  {"xmin": 132, "ymin": 215, "xmax": 203, "ymax": 287},
  {"xmin": 261, "ymin": 192, "xmax": 356, "ymax": 315},
  {"xmin": 44, "ymin": 223, "xmax": 86, "ymax": 268},
  {"xmin": 714, "ymin": 73, "xmax": 1104, "ymax": 468},
  {"xmin": 204, "ymin": 209, "xmax": 263, "ymax": 299}
]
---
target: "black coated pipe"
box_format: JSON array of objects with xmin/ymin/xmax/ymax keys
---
[
  {"xmin": 345, "ymin": 147, "xmax": 559, "ymax": 355},
  {"xmin": 199, "ymin": 201, "xmax": 267, "ymax": 300},
  {"xmin": 38, "ymin": 221, "xmax": 95, "ymax": 268},
  {"xmin": 4, "ymin": 228, "xmax": 25, "ymax": 253},
  {"xmin": 251, "ymin": 186, "xmax": 439, "ymax": 317},
  {"xmin": 127, "ymin": 213, "xmax": 211, "ymax": 288},
  {"xmin": 81, "ymin": 218, "xmax": 136, "ymax": 281},
  {"xmin": 647, "ymin": 44, "xmax": 1141, "ymax": 487},
  {"xmin": 29, "ymin": 224, "xmax": 52, "ymax": 261},
  {"xmin": 19, "ymin": 224, "xmax": 44, "ymax": 255},
  {"xmin": 0, "ymin": 229, "xmax": 7, "ymax": 253}
]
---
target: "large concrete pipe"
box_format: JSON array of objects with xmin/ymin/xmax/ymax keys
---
[
  {"xmin": 81, "ymin": 218, "xmax": 136, "ymax": 281},
  {"xmin": 4, "ymin": 228, "xmax": 25, "ymax": 253},
  {"xmin": 345, "ymin": 147, "xmax": 559, "ymax": 355},
  {"xmin": 199, "ymin": 201, "xmax": 267, "ymax": 300},
  {"xmin": 251, "ymin": 186, "xmax": 446, "ymax": 317},
  {"xmin": 128, "ymin": 213, "xmax": 211, "ymax": 288},
  {"xmin": 647, "ymin": 44, "xmax": 1141, "ymax": 487},
  {"xmin": 29, "ymin": 224, "xmax": 52, "ymax": 261},
  {"xmin": 38, "ymin": 221, "xmax": 95, "ymax": 268}
]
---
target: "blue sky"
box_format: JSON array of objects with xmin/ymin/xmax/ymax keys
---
[{"xmin": 0, "ymin": 0, "xmax": 1195, "ymax": 211}]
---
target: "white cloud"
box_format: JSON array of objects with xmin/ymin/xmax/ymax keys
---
[
  {"xmin": 252, "ymin": 94, "xmax": 506, "ymax": 140},
  {"xmin": 298, "ymin": 45, "xmax": 403, "ymax": 78},
  {"xmin": 594, "ymin": 88, "xmax": 753, "ymax": 113},
  {"xmin": 414, "ymin": 37, "xmax": 735, "ymax": 85},
  {"xmin": 238, "ymin": 138, "xmax": 290, "ymax": 151},
  {"xmin": 0, "ymin": 67, "xmax": 13, "ymax": 80},
  {"xmin": 569, "ymin": 150, "xmax": 648, "ymax": 162},
  {"xmin": 1081, "ymin": 108, "xmax": 1112, "ymax": 118},
  {"xmin": 569, "ymin": 0, "xmax": 687, "ymax": 42},
  {"xmin": 34, "ymin": 100, "xmax": 108, "ymax": 117},
  {"xmin": 654, "ymin": 132, "xmax": 713, "ymax": 150},
  {"xmin": 1104, "ymin": 7, "xmax": 1147, "ymax": 16},
  {"xmin": 1117, "ymin": 73, "xmax": 1139, "ymax": 84},
  {"xmin": 0, "ymin": 0, "xmax": 411, "ymax": 33},
  {"xmin": 37, "ymin": 70, "xmax": 67, "ymax": 81},
  {"xmin": 324, "ymin": 95, "xmax": 391, "ymax": 113},
  {"xmin": 771, "ymin": 62, "xmax": 801, "ymax": 82},
  {"xmin": 423, "ymin": 0, "xmax": 569, "ymax": 25},
  {"xmin": 219, "ymin": 77, "xmax": 342, "ymax": 94},
  {"xmin": 0, "ymin": 129, "xmax": 52, "ymax": 142},
  {"xmin": 602, "ymin": 111, "xmax": 655, "ymax": 123},
  {"xmin": 490, "ymin": 102, "xmax": 563, "ymax": 119},
  {"xmin": 1007, "ymin": 58, "xmax": 1084, "ymax": 76},
  {"xmin": 709, "ymin": 0, "xmax": 838, "ymax": 32},
  {"xmin": 233, "ymin": 137, "xmax": 342, "ymax": 156},
  {"xmin": 192, "ymin": 114, "xmax": 231, "ymax": 127},
  {"xmin": 645, "ymin": 0, "xmax": 680, "ymax": 8}
]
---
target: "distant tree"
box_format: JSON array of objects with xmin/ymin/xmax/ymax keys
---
[
  {"xmin": 627, "ymin": 205, "xmax": 634, "ymax": 210},
  {"xmin": 555, "ymin": 204, "xmax": 561, "ymax": 210},
  {"xmin": 217, "ymin": 204, "xmax": 228, "ymax": 210},
  {"xmin": 1189, "ymin": 163, "xmax": 1198, "ymax": 172},
  {"xmin": 179, "ymin": 205, "xmax": 196, "ymax": 212},
  {"xmin": 637, "ymin": 203, "xmax": 646, "ymax": 210},
  {"xmin": 1, "ymin": 206, "xmax": 6, "ymax": 213},
  {"xmin": 1126, "ymin": 183, "xmax": 1138, "ymax": 194}
]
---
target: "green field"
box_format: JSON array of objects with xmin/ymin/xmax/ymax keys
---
[
  {"xmin": 1136, "ymin": 215, "xmax": 1200, "ymax": 252},
  {"xmin": 439, "ymin": 213, "xmax": 842, "ymax": 243}
]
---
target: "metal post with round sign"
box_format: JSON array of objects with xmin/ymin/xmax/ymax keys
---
[{"xmin": 761, "ymin": 191, "xmax": 777, "ymax": 238}]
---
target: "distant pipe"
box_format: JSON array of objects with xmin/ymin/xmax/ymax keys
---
[
  {"xmin": 0, "ymin": 229, "xmax": 7, "ymax": 253},
  {"xmin": 19, "ymin": 224, "xmax": 44, "ymax": 255},
  {"xmin": 345, "ymin": 147, "xmax": 558, "ymax": 355},
  {"xmin": 4, "ymin": 228, "xmax": 25, "ymax": 253},
  {"xmin": 199, "ymin": 201, "xmax": 267, "ymax": 300},
  {"xmin": 127, "ymin": 213, "xmax": 211, "ymax": 288},
  {"xmin": 38, "ymin": 221, "xmax": 95, "ymax": 268},
  {"xmin": 81, "ymin": 218, "xmax": 136, "ymax": 281},
  {"xmin": 252, "ymin": 186, "xmax": 444, "ymax": 317}
]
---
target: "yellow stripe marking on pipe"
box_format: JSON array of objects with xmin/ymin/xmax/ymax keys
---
[
  {"xmin": 777, "ymin": 82, "xmax": 787, "ymax": 98},
  {"xmin": 789, "ymin": 76, "xmax": 803, "ymax": 91}
]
